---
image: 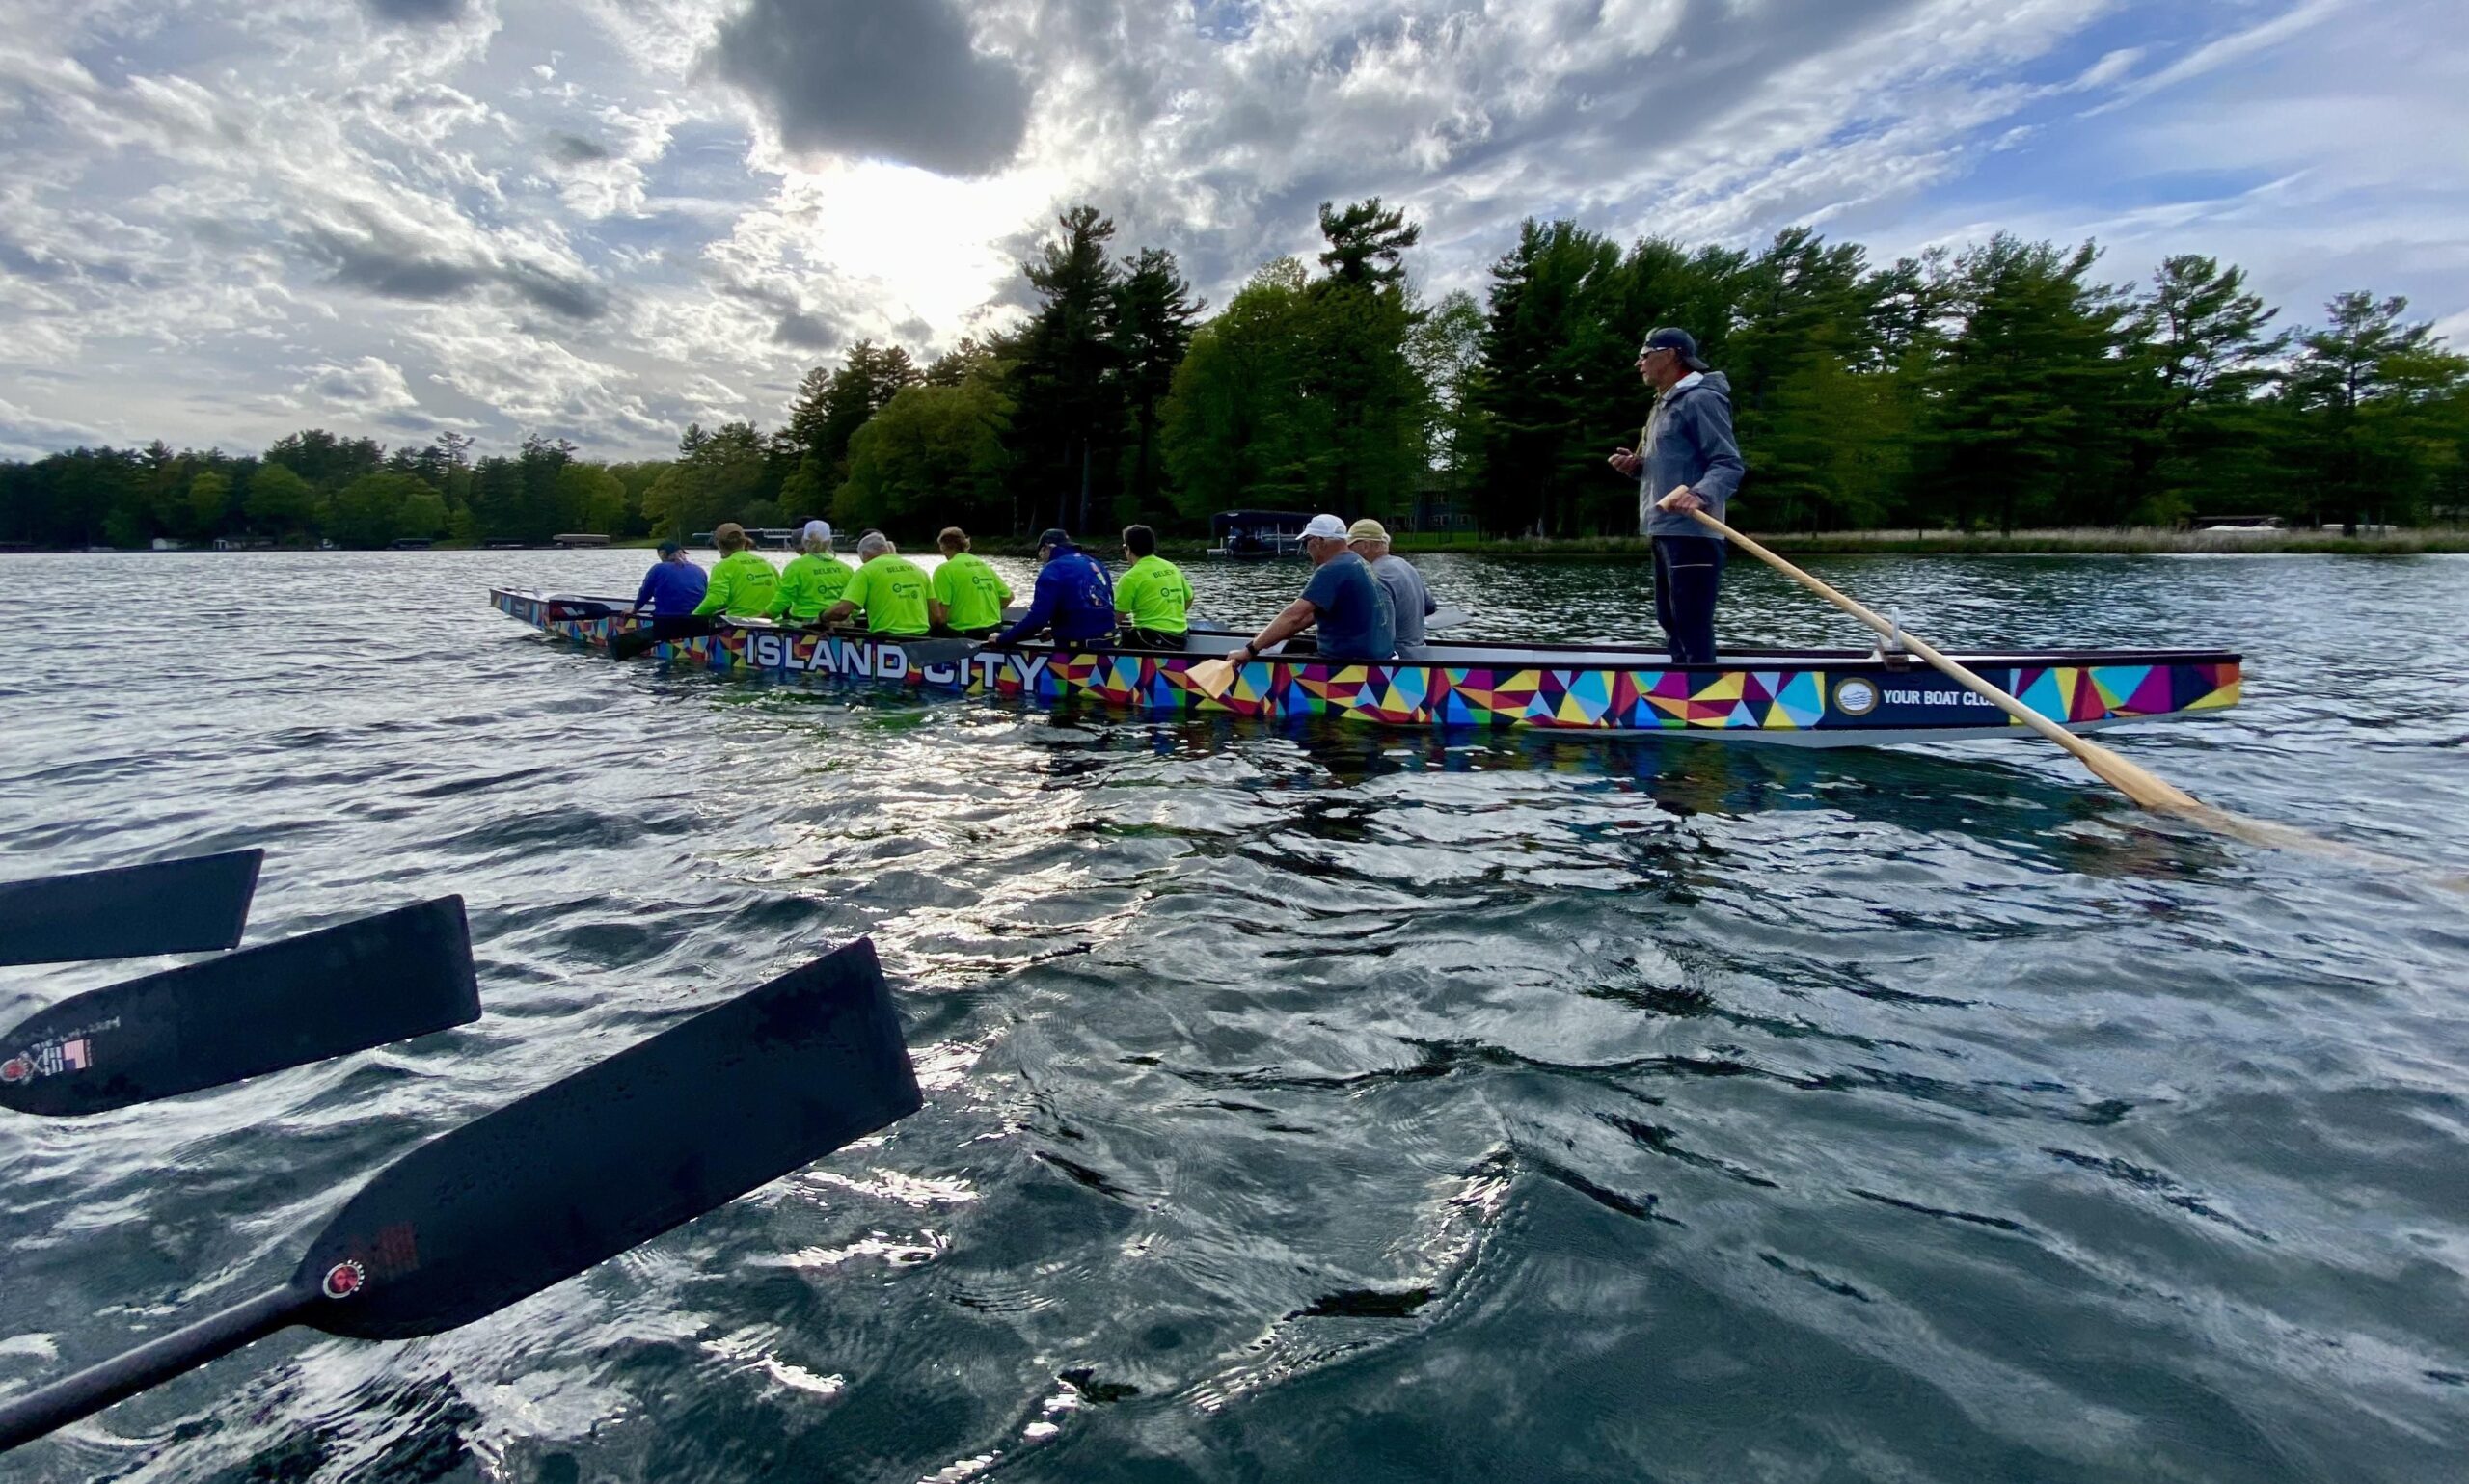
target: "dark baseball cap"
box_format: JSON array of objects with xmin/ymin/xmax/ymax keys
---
[
  {"xmin": 1641, "ymin": 326, "xmax": 1711, "ymax": 371},
  {"xmin": 1036, "ymin": 527, "xmax": 1071, "ymax": 551},
  {"xmin": 657, "ymin": 539, "xmax": 685, "ymax": 556}
]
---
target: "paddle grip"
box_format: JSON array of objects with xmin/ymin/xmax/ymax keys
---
[{"xmin": 0, "ymin": 1284, "xmax": 308, "ymax": 1454}]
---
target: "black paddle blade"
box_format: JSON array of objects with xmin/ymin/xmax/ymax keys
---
[
  {"xmin": 0, "ymin": 898, "xmax": 479, "ymax": 1117},
  {"xmin": 292, "ymin": 937, "xmax": 921, "ymax": 1340},
  {"xmin": 0, "ymin": 849, "xmax": 263, "ymax": 967}
]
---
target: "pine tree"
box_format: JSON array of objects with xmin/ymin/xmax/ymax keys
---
[
  {"xmin": 1113, "ymin": 248, "xmax": 1204, "ymax": 524},
  {"xmin": 1008, "ymin": 205, "xmax": 1124, "ymax": 533}
]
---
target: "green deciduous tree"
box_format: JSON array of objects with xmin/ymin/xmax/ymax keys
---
[
  {"xmin": 834, "ymin": 377, "xmax": 1014, "ymax": 535},
  {"xmin": 244, "ymin": 463, "xmax": 317, "ymax": 536},
  {"xmin": 1162, "ymin": 258, "xmax": 1328, "ymax": 520},
  {"xmin": 327, "ymin": 471, "xmax": 444, "ymax": 548}
]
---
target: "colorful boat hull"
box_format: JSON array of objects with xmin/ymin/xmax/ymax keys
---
[{"xmin": 491, "ymin": 590, "xmax": 2240, "ymax": 747}]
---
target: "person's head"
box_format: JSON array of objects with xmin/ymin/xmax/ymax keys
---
[
  {"xmin": 1636, "ymin": 326, "xmax": 1710, "ymax": 391},
  {"xmin": 1298, "ymin": 512, "xmax": 1349, "ymax": 566},
  {"xmin": 1035, "ymin": 527, "xmax": 1072, "ymax": 563},
  {"xmin": 713, "ymin": 522, "xmax": 748, "ymax": 554},
  {"xmin": 1344, "ymin": 517, "xmax": 1391, "ymax": 559},
  {"xmin": 937, "ymin": 526, "xmax": 969, "ymax": 554},
  {"xmin": 1121, "ymin": 524, "xmax": 1157, "ymax": 559},
  {"xmin": 800, "ymin": 518, "xmax": 833, "ymax": 554},
  {"xmin": 657, "ymin": 539, "xmax": 687, "ymax": 563},
  {"xmin": 856, "ymin": 531, "xmax": 893, "ymax": 561}
]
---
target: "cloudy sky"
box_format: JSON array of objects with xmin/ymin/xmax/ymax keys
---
[{"xmin": 2, "ymin": 0, "xmax": 2462, "ymax": 461}]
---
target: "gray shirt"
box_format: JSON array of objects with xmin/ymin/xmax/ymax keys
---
[{"xmin": 1369, "ymin": 553, "xmax": 1436, "ymax": 648}]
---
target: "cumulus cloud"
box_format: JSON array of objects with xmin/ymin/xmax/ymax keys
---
[
  {"xmin": 0, "ymin": 397, "xmax": 108, "ymax": 461},
  {"xmin": 362, "ymin": 0, "xmax": 470, "ymax": 24},
  {"xmin": 0, "ymin": 0, "xmax": 2458, "ymax": 462},
  {"xmin": 705, "ymin": 0, "xmax": 1034, "ymax": 176},
  {"xmin": 297, "ymin": 207, "xmax": 611, "ymax": 320}
]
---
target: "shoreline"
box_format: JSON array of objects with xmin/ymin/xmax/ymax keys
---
[
  {"xmin": 10, "ymin": 528, "xmax": 2463, "ymax": 558},
  {"xmin": 1380, "ymin": 528, "xmax": 2469, "ymax": 557}
]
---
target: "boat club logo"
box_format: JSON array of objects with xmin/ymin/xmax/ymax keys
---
[
  {"xmin": 322, "ymin": 1260, "xmax": 366, "ymax": 1300},
  {"xmin": 2, "ymin": 1038, "xmax": 93, "ymax": 1082},
  {"xmin": 1832, "ymin": 677, "xmax": 1880, "ymax": 717}
]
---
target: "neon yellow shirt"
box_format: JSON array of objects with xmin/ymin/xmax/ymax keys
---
[
  {"xmin": 1115, "ymin": 554, "xmax": 1194, "ymax": 634},
  {"xmin": 692, "ymin": 550, "xmax": 780, "ymax": 618},
  {"xmin": 931, "ymin": 552, "xmax": 1014, "ymax": 631},
  {"xmin": 839, "ymin": 554, "xmax": 933, "ymax": 635},
  {"xmin": 767, "ymin": 553, "xmax": 852, "ymax": 622}
]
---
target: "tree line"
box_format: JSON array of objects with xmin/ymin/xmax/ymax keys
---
[{"xmin": 7, "ymin": 204, "xmax": 2466, "ymax": 551}]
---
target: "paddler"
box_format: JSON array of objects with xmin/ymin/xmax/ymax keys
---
[
  {"xmin": 928, "ymin": 526, "xmax": 1013, "ymax": 637},
  {"xmin": 691, "ymin": 522, "xmax": 780, "ymax": 619},
  {"xmin": 766, "ymin": 519, "xmax": 851, "ymax": 628},
  {"xmin": 611, "ymin": 539, "xmax": 711, "ymax": 659},
  {"xmin": 1343, "ymin": 518, "xmax": 1435, "ymax": 650},
  {"xmin": 1223, "ymin": 512, "xmax": 1395, "ymax": 664},
  {"xmin": 990, "ymin": 528, "xmax": 1114, "ymax": 649},
  {"xmin": 1607, "ymin": 326, "xmax": 1743, "ymax": 664},
  {"xmin": 820, "ymin": 531, "xmax": 933, "ymax": 637},
  {"xmin": 1113, "ymin": 524, "xmax": 1194, "ymax": 650}
]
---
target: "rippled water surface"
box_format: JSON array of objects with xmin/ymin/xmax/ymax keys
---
[{"xmin": 3, "ymin": 550, "xmax": 2466, "ymax": 1483}]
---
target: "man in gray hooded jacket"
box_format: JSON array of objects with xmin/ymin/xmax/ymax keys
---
[{"xmin": 1609, "ymin": 327, "xmax": 1745, "ymax": 663}]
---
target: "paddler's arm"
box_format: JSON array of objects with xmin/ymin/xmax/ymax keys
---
[
  {"xmin": 1227, "ymin": 598, "xmax": 1316, "ymax": 663},
  {"xmin": 820, "ymin": 598, "xmax": 858, "ymax": 629},
  {"xmin": 691, "ymin": 564, "xmax": 731, "ymax": 617},
  {"xmin": 990, "ymin": 567, "xmax": 1061, "ymax": 646}
]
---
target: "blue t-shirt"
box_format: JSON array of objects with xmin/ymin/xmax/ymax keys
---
[
  {"xmin": 1299, "ymin": 551, "xmax": 1396, "ymax": 661},
  {"xmin": 635, "ymin": 559, "xmax": 709, "ymax": 617}
]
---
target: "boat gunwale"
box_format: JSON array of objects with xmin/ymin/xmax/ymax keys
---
[{"xmin": 505, "ymin": 590, "xmax": 2242, "ymax": 670}]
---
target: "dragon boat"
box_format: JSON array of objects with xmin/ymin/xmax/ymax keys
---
[{"xmin": 490, "ymin": 589, "xmax": 2240, "ymax": 747}]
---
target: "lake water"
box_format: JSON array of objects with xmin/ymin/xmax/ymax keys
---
[{"xmin": 1, "ymin": 550, "xmax": 2465, "ymax": 1483}]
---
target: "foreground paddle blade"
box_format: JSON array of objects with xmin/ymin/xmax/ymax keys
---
[
  {"xmin": 294, "ymin": 936, "xmax": 920, "ymax": 1339},
  {"xmin": 0, "ymin": 939, "xmax": 920, "ymax": 1453},
  {"xmin": 1185, "ymin": 658, "xmax": 1236, "ymax": 698},
  {"xmin": 0, "ymin": 898, "xmax": 479, "ymax": 1117},
  {"xmin": 0, "ymin": 850, "xmax": 262, "ymax": 967}
]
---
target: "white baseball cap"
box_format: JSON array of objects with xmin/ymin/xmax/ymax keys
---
[
  {"xmin": 801, "ymin": 519, "xmax": 832, "ymax": 544},
  {"xmin": 1299, "ymin": 513, "xmax": 1347, "ymax": 540}
]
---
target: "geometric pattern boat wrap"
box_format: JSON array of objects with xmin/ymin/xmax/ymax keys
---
[{"xmin": 492, "ymin": 590, "xmax": 2240, "ymax": 744}]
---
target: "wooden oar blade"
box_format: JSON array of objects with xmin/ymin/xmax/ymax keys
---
[
  {"xmin": 0, "ymin": 849, "xmax": 263, "ymax": 967},
  {"xmin": 1185, "ymin": 658, "xmax": 1236, "ymax": 698},
  {"xmin": 2072, "ymin": 740, "xmax": 2204, "ymax": 813},
  {"xmin": 294, "ymin": 937, "xmax": 921, "ymax": 1341},
  {"xmin": 0, "ymin": 898, "xmax": 479, "ymax": 1117}
]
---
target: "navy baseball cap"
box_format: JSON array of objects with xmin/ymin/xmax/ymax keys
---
[
  {"xmin": 1641, "ymin": 326, "xmax": 1711, "ymax": 371},
  {"xmin": 1036, "ymin": 527, "xmax": 1071, "ymax": 551},
  {"xmin": 657, "ymin": 539, "xmax": 685, "ymax": 556}
]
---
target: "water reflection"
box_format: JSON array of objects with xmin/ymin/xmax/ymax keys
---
[{"xmin": 1, "ymin": 551, "xmax": 2465, "ymax": 1484}]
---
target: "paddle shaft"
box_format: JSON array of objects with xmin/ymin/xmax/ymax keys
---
[
  {"xmin": 1684, "ymin": 508, "xmax": 2200, "ymax": 810},
  {"xmin": 0, "ymin": 1285, "xmax": 310, "ymax": 1451}
]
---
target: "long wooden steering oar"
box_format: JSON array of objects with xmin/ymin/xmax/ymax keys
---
[
  {"xmin": 1682, "ymin": 504, "xmax": 2467, "ymax": 890},
  {"xmin": 1682, "ymin": 508, "xmax": 2199, "ymax": 811}
]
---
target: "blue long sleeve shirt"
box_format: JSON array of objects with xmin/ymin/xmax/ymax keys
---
[
  {"xmin": 634, "ymin": 559, "xmax": 709, "ymax": 617},
  {"xmin": 992, "ymin": 545, "xmax": 1115, "ymax": 646}
]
